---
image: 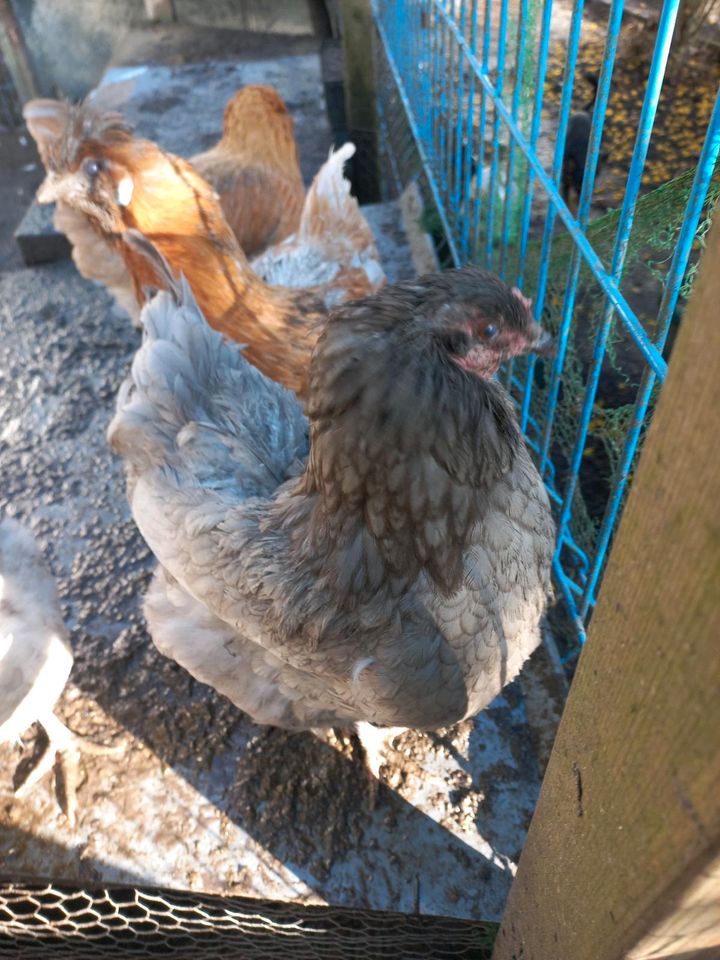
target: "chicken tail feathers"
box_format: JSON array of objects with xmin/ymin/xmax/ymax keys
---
[
  {"xmin": 299, "ymin": 143, "xmax": 373, "ymax": 246},
  {"xmin": 302, "ymin": 142, "xmax": 356, "ymax": 223}
]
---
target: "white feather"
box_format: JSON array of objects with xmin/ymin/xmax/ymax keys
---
[
  {"xmin": 351, "ymin": 656, "xmax": 375, "ymax": 688},
  {"xmin": 116, "ymin": 175, "xmax": 134, "ymax": 207}
]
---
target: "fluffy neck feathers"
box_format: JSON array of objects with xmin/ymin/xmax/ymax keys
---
[{"xmin": 284, "ymin": 296, "xmax": 522, "ymax": 594}]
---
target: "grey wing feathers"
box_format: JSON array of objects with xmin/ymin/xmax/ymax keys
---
[
  {"xmin": 109, "ymin": 280, "xmax": 308, "ymax": 501},
  {"xmin": 108, "ymin": 282, "xmax": 315, "ymax": 690}
]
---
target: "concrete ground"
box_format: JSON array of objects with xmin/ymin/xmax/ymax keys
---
[
  {"xmin": 15, "ymin": 0, "xmax": 329, "ymax": 99},
  {"xmin": 0, "ymin": 31, "xmax": 566, "ymax": 924}
]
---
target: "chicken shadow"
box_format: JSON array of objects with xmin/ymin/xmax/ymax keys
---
[{"xmin": 70, "ymin": 654, "xmax": 523, "ymax": 918}]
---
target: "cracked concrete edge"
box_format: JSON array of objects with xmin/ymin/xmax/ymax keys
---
[{"xmin": 398, "ymin": 180, "xmax": 440, "ymax": 276}]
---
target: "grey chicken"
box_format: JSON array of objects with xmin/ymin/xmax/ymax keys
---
[{"xmin": 108, "ymin": 235, "xmax": 555, "ymax": 738}]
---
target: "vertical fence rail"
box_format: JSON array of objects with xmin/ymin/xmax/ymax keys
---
[
  {"xmin": 498, "ymin": 0, "xmax": 528, "ymax": 280},
  {"xmin": 539, "ymin": 0, "xmax": 626, "ymax": 477},
  {"xmin": 519, "ymin": 0, "xmax": 585, "ymax": 435},
  {"xmin": 372, "ymin": 0, "xmax": 720, "ymax": 648}
]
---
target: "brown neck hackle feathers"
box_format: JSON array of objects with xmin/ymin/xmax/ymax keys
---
[{"xmin": 40, "ymin": 100, "xmax": 322, "ymax": 395}]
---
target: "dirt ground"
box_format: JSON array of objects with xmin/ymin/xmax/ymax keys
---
[{"xmin": 545, "ymin": 5, "xmax": 720, "ymax": 208}]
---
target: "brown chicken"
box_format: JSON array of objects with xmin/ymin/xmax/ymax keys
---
[
  {"xmin": 25, "ymin": 101, "xmax": 383, "ymax": 397},
  {"xmin": 109, "ymin": 236, "xmax": 555, "ymax": 744},
  {"xmin": 191, "ymin": 85, "xmax": 305, "ymax": 256},
  {"xmin": 25, "ymin": 84, "xmax": 304, "ymax": 258}
]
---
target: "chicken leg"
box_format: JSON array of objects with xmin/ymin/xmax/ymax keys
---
[{"xmin": 14, "ymin": 710, "xmax": 122, "ymax": 827}]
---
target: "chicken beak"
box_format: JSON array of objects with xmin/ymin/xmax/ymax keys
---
[
  {"xmin": 36, "ymin": 172, "xmax": 61, "ymax": 204},
  {"xmin": 531, "ymin": 326, "xmax": 555, "ymax": 357}
]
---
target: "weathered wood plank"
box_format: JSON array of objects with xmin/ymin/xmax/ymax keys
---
[
  {"xmin": 628, "ymin": 849, "xmax": 720, "ymax": 959},
  {"xmin": 143, "ymin": 0, "xmax": 175, "ymax": 22},
  {"xmin": 492, "ymin": 214, "xmax": 720, "ymax": 960},
  {"xmin": 338, "ymin": 0, "xmax": 381, "ymax": 202}
]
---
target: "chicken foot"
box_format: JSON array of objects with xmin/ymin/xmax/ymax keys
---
[
  {"xmin": 353, "ymin": 721, "xmax": 408, "ymax": 806},
  {"xmin": 14, "ymin": 710, "xmax": 123, "ymax": 826}
]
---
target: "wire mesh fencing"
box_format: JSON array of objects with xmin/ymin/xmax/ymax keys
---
[{"xmin": 0, "ymin": 880, "xmax": 497, "ymax": 958}]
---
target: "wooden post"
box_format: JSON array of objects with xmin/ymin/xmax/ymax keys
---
[
  {"xmin": 143, "ymin": 0, "xmax": 175, "ymax": 23},
  {"xmin": 0, "ymin": 0, "xmax": 39, "ymax": 103},
  {"xmin": 338, "ymin": 0, "xmax": 381, "ymax": 203},
  {"xmin": 493, "ymin": 213, "xmax": 720, "ymax": 960}
]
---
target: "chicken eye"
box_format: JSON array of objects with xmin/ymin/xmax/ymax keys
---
[
  {"xmin": 83, "ymin": 159, "xmax": 102, "ymax": 178},
  {"xmin": 483, "ymin": 323, "xmax": 499, "ymax": 340}
]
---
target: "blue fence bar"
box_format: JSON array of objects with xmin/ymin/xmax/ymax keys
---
[
  {"xmin": 516, "ymin": 0, "xmax": 555, "ymax": 290},
  {"xmin": 472, "ymin": 0, "xmax": 494, "ymax": 258},
  {"xmin": 555, "ymin": 0, "xmax": 681, "ymax": 544},
  {"xmin": 485, "ymin": 0, "xmax": 510, "ymax": 268},
  {"xmin": 452, "ymin": 0, "xmax": 468, "ymax": 226},
  {"xmin": 499, "ymin": 0, "xmax": 529, "ymax": 280},
  {"xmin": 539, "ymin": 0, "xmax": 626, "ymax": 475},
  {"xmin": 503, "ymin": 0, "xmax": 555, "ymax": 390},
  {"xmin": 460, "ymin": 0, "xmax": 480, "ymax": 260},
  {"xmin": 520, "ymin": 0, "xmax": 585, "ymax": 433},
  {"xmin": 374, "ymin": 0, "xmax": 719, "ymax": 647}
]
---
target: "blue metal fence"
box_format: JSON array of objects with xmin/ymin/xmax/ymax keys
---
[{"xmin": 373, "ymin": 0, "xmax": 720, "ymax": 647}]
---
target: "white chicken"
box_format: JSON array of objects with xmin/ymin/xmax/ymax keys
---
[
  {"xmin": 0, "ymin": 520, "xmax": 75, "ymax": 804},
  {"xmin": 0, "ymin": 518, "xmax": 116, "ymax": 823}
]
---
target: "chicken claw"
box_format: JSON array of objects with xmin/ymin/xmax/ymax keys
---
[{"xmin": 14, "ymin": 711, "xmax": 123, "ymax": 827}]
